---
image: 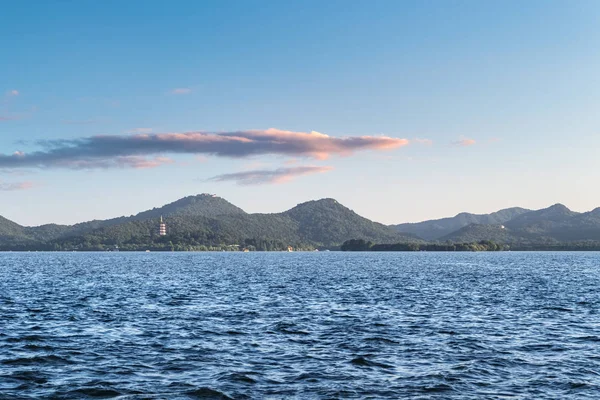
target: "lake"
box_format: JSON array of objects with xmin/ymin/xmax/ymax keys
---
[{"xmin": 1, "ymin": 252, "xmax": 599, "ymax": 399}]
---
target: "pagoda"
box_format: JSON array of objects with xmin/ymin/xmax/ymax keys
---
[{"xmin": 159, "ymin": 216, "xmax": 167, "ymax": 236}]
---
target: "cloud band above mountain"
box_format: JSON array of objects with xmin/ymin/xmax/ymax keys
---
[
  {"xmin": 0, "ymin": 128, "xmax": 409, "ymax": 170},
  {"xmin": 208, "ymin": 165, "xmax": 334, "ymax": 185}
]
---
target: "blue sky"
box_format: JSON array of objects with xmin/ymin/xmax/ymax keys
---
[{"xmin": 1, "ymin": 0, "xmax": 599, "ymax": 226}]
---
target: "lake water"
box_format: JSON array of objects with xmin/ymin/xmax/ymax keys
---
[{"xmin": 1, "ymin": 252, "xmax": 599, "ymax": 399}]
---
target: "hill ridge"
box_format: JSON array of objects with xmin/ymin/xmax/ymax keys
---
[
  {"xmin": 392, "ymin": 206, "xmax": 531, "ymax": 240},
  {"xmin": 3, "ymin": 198, "xmax": 600, "ymax": 250},
  {"xmin": 0, "ymin": 194, "xmax": 416, "ymax": 250}
]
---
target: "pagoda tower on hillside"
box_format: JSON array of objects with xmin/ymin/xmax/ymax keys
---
[{"xmin": 159, "ymin": 216, "xmax": 167, "ymax": 236}]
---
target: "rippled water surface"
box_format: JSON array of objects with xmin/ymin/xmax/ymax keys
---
[{"xmin": 1, "ymin": 252, "xmax": 600, "ymax": 399}]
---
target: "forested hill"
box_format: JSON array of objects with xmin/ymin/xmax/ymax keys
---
[
  {"xmin": 3, "ymin": 198, "xmax": 600, "ymax": 251},
  {"xmin": 416, "ymin": 204, "xmax": 600, "ymax": 246},
  {"xmin": 0, "ymin": 194, "xmax": 416, "ymax": 251},
  {"xmin": 391, "ymin": 207, "xmax": 530, "ymax": 240},
  {"xmin": 282, "ymin": 199, "xmax": 411, "ymax": 246}
]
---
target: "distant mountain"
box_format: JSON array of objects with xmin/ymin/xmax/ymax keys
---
[
  {"xmin": 504, "ymin": 204, "xmax": 578, "ymax": 232},
  {"xmin": 553, "ymin": 208, "xmax": 600, "ymax": 241},
  {"xmin": 392, "ymin": 207, "xmax": 531, "ymax": 240},
  {"xmin": 439, "ymin": 224, "xmax": 525, "ymax": 244},
  {"xmin": 503, "ymin": 204, "xmax": 600, "ymax": 242},
  {"xmin": 438, "ymin": 204, "xmax": 600, "ymax": 245}
]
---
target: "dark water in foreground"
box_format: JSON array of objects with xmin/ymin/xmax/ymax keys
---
[{"xmin": 1, "ymin": 252, "xmax": 600, "ymax": 399}]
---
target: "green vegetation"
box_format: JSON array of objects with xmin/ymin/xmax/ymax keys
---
[
  {"xmin": 0, "ymin": 195, "xmax": 415, "ymax": 251},
  {"xmin": 283, "ymin": 199, "xmax": 417, "ymax": 246},
  {"xmin": 342, "ymin": 239, "xmax": 508, "ymax": 252},
  {"xmin": 4, "ymin": 196, "xmax": 600, "ymax": 252},
  {"xmin": 392, "ymin": 207, "xmax": 530, "ymax": 240}
]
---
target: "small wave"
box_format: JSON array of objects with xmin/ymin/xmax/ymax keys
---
[
  {"xmin": 186, "ymin": 387, "xmax": 234, "ymax": 399},
  {"xmin": 573, "ymin": 335, "xmax": 600, "ymax": 342},
  {"xmin": 350, "ymin": 356, "xmax": 394, "ymax": 369},
  {"xmin": 2, "ymin": 354, "xmax": 73, "ymax": 366},
  {"xmin": 269, "ymin": 322, "xmax": 310, "ymax": 335},
  {"xmin": 565, "ymin": 381, "xmax": 599, "ymax": 390},
  {"xmin": 217, "ymin": 372, "xmax": 257, "ymax": 384},
  {"xmin": 6, "ymin": 370, "xmax": 49, "ymax": 384},
  {"xmin": 61, "ymin": 387, "xmax": 122, "ymax": 398},
  {"xmin": 225, "ymin": 330, "xmax": 247, "ymax": 335},
  {"xmin": 421, "ymin": 383, "xmax": 455, "ymax": 393},
  {"xmin": 5, "ymin": 334, "xmax": 46, "ymax": 342},
  {"xmin": 438, "ymin": 330, "xmax": 458, "ymax": 335},
  {"xmin": 20, "ymin": 343, "xmax": 54, "ymax": 351},
  {"xmin": 364, "ymin": 337, "xmax": 398, "ymax": 344},
  {"xmin": 292, "ymin": 372, "xmax": 321, "ymax": 382},
  {"xmin": 544, "ymin": 306, "xmax": 573, "ymax": 312}
]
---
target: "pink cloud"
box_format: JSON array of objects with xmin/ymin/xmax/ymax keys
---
[
  {"xmin": 209, "ymin": 165, "xmax": 334, "ymax": 185},
  {"xmin": 52, "ymin": 156, "xmax": 174, "ymax": 170},
  {"xmin": 128, "ymin": 156, "xmax": 175, "ymax": 169},
  {"xmin": 171, "ymin": 88, "xmax": 192, "ymax": 95},
  {"xmin": 217, "ymin": 128, "xmax": 409, "ymax": 160},
  {"xmin": 6, "ymin": 90, "xmax": 19, "ymax": 97},
  {"xmin": 0, "ymin": 128, "xmax": 409, "ymax": 170},
  {"xmin": 453, "ymin": 137, "xmax": 476, "ymax": 147},
  {"xmin": 0, "ymin": 181, "xmax": 34, "ymax": 191}
]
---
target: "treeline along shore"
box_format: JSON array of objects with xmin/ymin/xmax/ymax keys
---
[{"xmin": 341, "ymin": 239, "xmax": 600, "ymax": 252}]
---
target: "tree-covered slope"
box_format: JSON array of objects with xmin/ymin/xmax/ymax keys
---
[
  {"xmin": 505, "ymin": 204, "xmax": 578, "ymax": 232},
  {"xmin": 45, "ymin": 198, "xmax": 416, "ymax": 249},
  {"xmin": 392, "ymin": 207, "xmax": 531, "ymax": 240},
  {"xmin": 439, "ymin": 224, "xmax": 526, "ymax": 244},
  {"xmin": 441, "ymin": 205, "xmax": 600, "ymax": 245},
  {"xmin": 552, "ymin": 208, "xmax": 600, "ymax": 241},
  {"xmin": 0, "ymin": 216, "xmax": 38, "ymax": 247},
  {"xmin": 132, "ymin": 193, "xmax": 246, "ymax": 220},
  {"xmin": 283, "ymin": 199, "xmax": 419, "ymax": 246},
  {"xmin": 0, "ymin": 215, "xmax": 26, "ymax": 238},
  {"xmin": 19, "ymin": 194, "xmax": 247, "ymax": 242},
  {"xmin": 6, "ymin": 197, "xmax": 600, "ymax": 251}
]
